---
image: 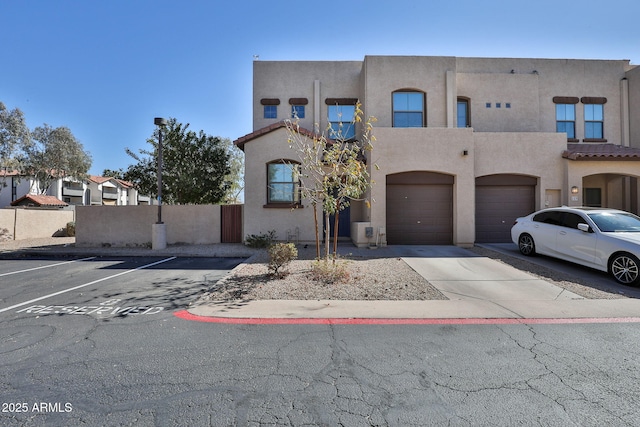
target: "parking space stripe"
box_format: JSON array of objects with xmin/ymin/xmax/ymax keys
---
[
  {"xmin": 0, "ymin": 257, "xmax": 96, "ymax": 277},
  {"xmin": 0, "ymin": 257, "xmax": 177, "ymax": 314}
]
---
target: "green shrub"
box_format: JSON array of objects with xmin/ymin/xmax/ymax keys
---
[
  {"xmin": 267, "ymin": 242, "xmax": 298, "ymax": 278},
  {"xmin": 310, "ymin": 258, "xmax": 351, "ymax": 284},
  {"xmin": 245, "ymin": 230, "xmax": 276, "ymax": 248},
  {"xmin": 66, "ymin": 221, "xmax": 76, "ymax": 237}
]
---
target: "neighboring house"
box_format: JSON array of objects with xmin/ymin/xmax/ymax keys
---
[
  {"xmin": 87, "ymin": 175, "xmax": 150, "ymax": 206},
  {"xmin": 0, "ymin": 172, "xmax": 153, "ymax": 207},
  {"xmin": 235, "ymin": 55, "xmax": 640, "ymax": 247},
  {"xmin": 50, "ymin": 177, "xmax": 90, "ymax": 205},
  {"xmin": 11, "ymin": 194, "xmax": 68, "ymax": 208},
  {"xmin": 114, "ymin": 178, "xmax": 152, "ymax": 206},
  {"xmin": 87, "ymin": 176, "xmax": 119, "ymax": 205}
]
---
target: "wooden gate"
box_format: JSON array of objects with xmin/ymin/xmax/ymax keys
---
[{"xmin": 221, "ymin": 204, "xmax": 243, "ymax": 243}]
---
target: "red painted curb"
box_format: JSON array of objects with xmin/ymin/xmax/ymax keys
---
[{"xmin": 174, "ymin": 310, "xmax": 640, "ymax": 325}]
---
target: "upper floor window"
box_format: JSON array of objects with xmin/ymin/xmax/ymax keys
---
[
  {"xmin": 393, "ymin": 91, "xmax": 424, "ymax": 127},
  {"xmin": 291, "ymin": 105, "xmax": 305, "ymax": 119},
  {"xmin": 264, "ymin": 105, "xmax": 277, "ymax": 119},
  {"xmin": 457, "ymin": 98, "xmax": 470, "ymax": 128},
  {"xmin": 267, "ymin": 161, "xmax": 300, "ymax": 205},
  {"xmin": 261, "ymin": 98, "xmax": 280, "ymax": 119},
  {"xmin": 584, "ymin": 104, "xmax": 604, "ymax": 139},
  {"xmin": 555, "ymin": 104, "xmax": 575, "ymax": 139},
  {"xmin": 328, "ymin": 104, "xmax": 356, "ymax": 140},
  {"xmin": 289, "ymin": 98, "xmax": 308, "ymax": 120}
]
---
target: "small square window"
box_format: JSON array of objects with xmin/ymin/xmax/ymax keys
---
[
  {"xmin": 264, "ymin": 105, "xmax": 277, "ymax": 119},
  {"xmin": 291, "ymin": 105, "xmax": 305, "ymax": 119},
  {"xmin": 496, "ymin": 103, "xmax": 501, "ymax": 108},
  {"xmin": 486, "ymin": 103, "xmax": 491, "ymax": 108},
  {"xmin": 506, "ymin": 103, "xmax": 511, "ymax": 108}
]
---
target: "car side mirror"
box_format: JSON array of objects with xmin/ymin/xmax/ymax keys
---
[{"xmin": 577, "ymin": 223, "xmax": 591, "ymax": 233}]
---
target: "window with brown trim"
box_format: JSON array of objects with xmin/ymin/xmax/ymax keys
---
[
  {"xmin": 265, "ymin": 161, "xmax": 301, "ymax": 207},
  {"xmin": 328, "ymin": 104, "xmax": 356, "ymax": 140},
  {"xmin": 556, "ymin": 103, "xmax": 576, "ymax": 140},
  {"xmin": 584, "ymin": 103, "xmax": 605, "ymax": 141},
  {"xmin": 552, "ymin": 96, "xmax": 579, "ymax": 104},
  {"xmin": 289, "ymin": 98, "xmax": 308, "ymax": 119},
  {"xmin": 261, "ymin": 98, "xmax": 280, "ymax": 119}
]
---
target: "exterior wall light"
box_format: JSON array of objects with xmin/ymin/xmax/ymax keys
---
[{"xmin": 571, "ymin": 186, "xmax": 579, "ymax": 194}]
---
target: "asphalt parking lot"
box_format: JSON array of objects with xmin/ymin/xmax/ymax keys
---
[{"xmin": 0, "ymin": 256, "xmax": 245, "ymax": 320}]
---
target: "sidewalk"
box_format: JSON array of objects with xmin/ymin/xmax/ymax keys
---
[{"xmin": 3, "ymin": 237, "xmax": 640, "ymax": 321}]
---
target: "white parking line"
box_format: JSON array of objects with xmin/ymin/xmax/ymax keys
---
[
  {"xmin": 0, "ymin": 257, "xmax": 96, "ymax": 277},
  {"xmin": 0, "ymin": 257, "xmax": 177, "ymax": 314}
]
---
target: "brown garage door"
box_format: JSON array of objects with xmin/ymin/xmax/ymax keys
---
[
  {"xmin": 475, "ymin": 175, "xmax": 536, "ymax": 243},
  {"xmin": 386, "ymin": 172, "xmax": 453, "ymax": 245}
]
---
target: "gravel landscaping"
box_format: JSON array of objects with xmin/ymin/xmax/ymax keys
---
[{"xmin": 203, "ymin": 245, "xmax": 629, "ymax": 302}]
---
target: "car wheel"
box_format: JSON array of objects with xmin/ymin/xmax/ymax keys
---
[
  {"xmin": 610, "ymin": 253, "xmax": 640, "ymax": 286},
  {"xmin": 518, "ymin": 234, "xmax": 536, "ymax": 256}
]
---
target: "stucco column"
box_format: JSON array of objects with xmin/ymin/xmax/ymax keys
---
[
  {"xmin": 621, "ymin": 78, "xmax": 630, "ymax": 147},
  {"xmin": 314, "ymin": 79, "xmax": 321, "ymax": 133},
  {"xmin": 152, "ymin": 223, "xmax": 167, "ymax": 250},
  {"xmin": 565, "ymin": 163, "xmax": 583, "ymax": 207},
  {"xmin": 446, "ymin": 70, "xmax": 455, "ymax": 128}
]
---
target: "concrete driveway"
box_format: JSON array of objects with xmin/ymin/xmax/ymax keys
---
[{"xmin": 390, "ymin": 245, "xmax": 584, "ymax": 301}]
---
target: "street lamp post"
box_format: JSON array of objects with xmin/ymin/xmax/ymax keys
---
[{"xmin": 152, "ymin": 117, "xmax": 167, "ymax": 250}]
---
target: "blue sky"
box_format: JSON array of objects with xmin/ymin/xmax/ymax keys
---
[{"xmin": 1, "ymin": 0, "xmax": 638, "ymax": 175}]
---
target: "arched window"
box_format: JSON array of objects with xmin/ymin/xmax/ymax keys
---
[
  {"xmin": 392, "ymin": 90, "xmax": 425, "ymax": 127},
  {"xmin": 266, "ymin": 160, "xmax": 301, "ymax": 205}
]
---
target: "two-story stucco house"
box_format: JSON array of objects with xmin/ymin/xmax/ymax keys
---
[{"xmin": 235, "ymin": 55, "xmax": 640, "ymax": 247}]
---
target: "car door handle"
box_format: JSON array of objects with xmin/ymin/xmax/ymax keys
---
[{"xmin": 559, "ymin": 231, "xmax": 567, "ymax": 235}]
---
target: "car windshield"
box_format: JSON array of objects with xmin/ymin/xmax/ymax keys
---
[{"xmin": 587, "ymin": 212, "xmax": 640, "ymax": 232}]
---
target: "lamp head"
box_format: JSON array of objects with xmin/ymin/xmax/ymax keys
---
[{"xmin": 154, "ymin": 117, "xmax": 168, "ymax": 126}]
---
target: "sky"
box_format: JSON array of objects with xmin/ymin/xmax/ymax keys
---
[{"xmin": 1, "ymin": 0, "xmax": 638, "ymax": 176}]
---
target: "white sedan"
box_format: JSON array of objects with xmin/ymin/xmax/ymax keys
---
[{"xmin": 511, "ymin": 207, "xmax": 640, "ymax": 285}]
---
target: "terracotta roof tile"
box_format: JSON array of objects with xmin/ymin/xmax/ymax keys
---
[
  {"xmin": 562, "ymin": 143, "xmax": 640, "ymax": 161},
  {"xmin": 89, "ymin": 175, "xmax": 113, "ymax": 184},
  {"xmin": 11, "ymin": 194, "xmax": 68, "ymax": 207},
  {"xmin": 115, "ymin": 179, "xmax": 134, "ymax": 188},
  {"xmin": 234, "ymin": 121, "xmax": 328, "ymax": 150}
]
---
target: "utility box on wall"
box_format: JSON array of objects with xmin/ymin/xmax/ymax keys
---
[{"xmin": 365, "ymin": 227, "xmax": 373, "ymax": 238}]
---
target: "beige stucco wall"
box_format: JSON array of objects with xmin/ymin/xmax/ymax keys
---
[
  {"xmin": 474, "ymin": 131, "xmax": 567, "ymax": 208},
  {"xmin": 456, "ymin": 73, "xmax": 540, "ymax": 132},
  {"xmin": 253, "ymin": 60, "xmax": 363, "ymax": 134},
  {"xmin": 362, "ymin": 56, "xmax": 457, "ymax": 128},
  {"xmin": 242, "ymin": 127, "xmax": 317, "ymax": 243},
  {"xmin": 627, "ymin": 65, "xmax": 640, "ymax": 148},
  {"xmin": 369, "ymin": 127, "xmax": 475, "ymax": 246},
  {"xmin": 0, "ymin": 208, "xmax": 75, "ymax": 240},
  {"xmin": 76, "ymin": 205, "xmax": 222, "ymax": 247},
  {"xmin": 0, "ymin": 209, "xmax": 15, "ymax": 238},
  {"xmin": 456, "ymin": 57, "xmax": 629, "ymax": 141}
]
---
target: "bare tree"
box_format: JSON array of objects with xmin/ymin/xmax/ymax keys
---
[{"xmin": 285, "ymin": 101, "xmax": 376, "ymax": 259}]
